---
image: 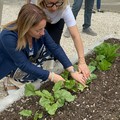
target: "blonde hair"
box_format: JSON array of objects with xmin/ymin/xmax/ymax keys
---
[
  {"xmin": 37, "ymin": 0, "xmax": 68, "ymax": 9},
  {"xmin": 3, "ymin": 4, "xmax": 47, "ymax": 50}
]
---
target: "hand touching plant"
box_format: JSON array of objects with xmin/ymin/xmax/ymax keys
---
[
  {"xmin": 48, "ymin": 72, "xmax": 65, "ymax": 83},
  {"xmin": 70, "ymin": 71, "xmax": 87, "ymax": 87},
  {"xmin": 67, "ymin": 66, "xmax": 87, "ymax": 87},
  {"xmin": 78, "ymin": 62, "xmax": 90, "ymax": 79}
]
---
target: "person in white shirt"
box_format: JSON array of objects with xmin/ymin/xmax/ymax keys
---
[{"xmin": 27, "ymin": 0, "xmax": 90, "ymax": 80}]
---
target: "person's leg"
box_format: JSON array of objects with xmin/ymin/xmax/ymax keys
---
[
  {"xmin": 97, "ymin": 0, "xmax": 101, "ymax": 10},
  {"xmin": 97, "ymin": 0, "xmax": 104, "ymax": 12},
  {"xmin": 82, "ymin": 0, "xmax": 97, "ymax": 36},
  {"xmin": 72, "ymin": 0, "xmax": 83, "ymax": 19},
  {"xmin": 83, "ymin": 0, "xmax": 94, "ymax": 29},
  {"xmin": 45, "ymin": 19, "xmax": 64, "ymax": 45}
]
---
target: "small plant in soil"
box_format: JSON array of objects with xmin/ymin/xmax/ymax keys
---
[
  {"xmin": 24, "ymin": 81, "xmax": 76, "ymax": 116},
  {"xmin": 19, "ymin": 64, "xmax": 97, "ymax": 119},
  {"xmin": 89, "ymin": 42, "xmax": 120, "ymax": 71}
]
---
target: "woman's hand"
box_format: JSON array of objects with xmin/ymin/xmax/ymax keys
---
[
  {"xmin": 48, "ymin": 72, "xmax": 65, "ymax": 83},
  {"xmin": 70, "ymin": 71, "xmax": 87, "ymax": 87},
  {"xmin": 78, "ymin": 63, "xmax": 90, "ymax": 79}
]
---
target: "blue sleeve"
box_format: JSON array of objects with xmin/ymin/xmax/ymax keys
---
[
  {"xmin": 43, "ymin": 30, "xmax": 72, "ymax": 69},
  {"xmin": 1, "ymin": 31, "xmax": 49, "ymax": 81}
]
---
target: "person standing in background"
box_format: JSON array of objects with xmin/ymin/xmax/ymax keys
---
[
  {"xmin": 64, "ymin": 0, "xmax": 97, "ymax": 37},
  {"xmin": 92, "ymin": 0, "xmax": 104, "ymax": 13}
]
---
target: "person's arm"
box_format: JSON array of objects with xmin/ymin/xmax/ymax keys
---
[
  {"xmin": 1, "ymin": 31, "xmax": 50, "ymax": 81},
  {"xmin": 42, "ymin": 30, "xmax": 87, "ymax": 85},
  {"xmin": 48, "ymin": 66, "xmax": 86, "ymax": 86},
  {"xmin": 68, "ymin": 25, "xmax": 90, "ymax": 79},
  {"xmin": 1, "ymin": 30, "xmax": 69, "ymax": 83},
  {"xmin": 68, "ymin": 25, "xmax": 85, "ymax": 64},
  {"xmin": 63, "ymin": 5, "xmax": 90, "ymax": 79}
]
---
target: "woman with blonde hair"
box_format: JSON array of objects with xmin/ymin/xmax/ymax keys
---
[
  {"xmin": 27, "ymin": 0, "xmax": 90, "ymax": 80},
  {"xmin": 0, "ymin": 4, "xmax": 87, "ymax": 93}
]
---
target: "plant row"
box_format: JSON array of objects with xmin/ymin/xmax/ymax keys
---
[{"xmin": 19, "ymin": 42, "xmax": 120, "ymax": 120}]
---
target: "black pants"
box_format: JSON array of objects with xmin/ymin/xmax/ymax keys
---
[{"xmin": 45, "ymin": 19, "xmax": 64, "ymax": 45}]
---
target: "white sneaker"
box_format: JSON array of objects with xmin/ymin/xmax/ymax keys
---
[{"xmin": 63, "ymin": 28, "xmax": 70, "ymax": 38}]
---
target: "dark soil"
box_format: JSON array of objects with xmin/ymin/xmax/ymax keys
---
[{"xmin": 0, "ymin": 38, "xmax": 120, "ymax": 120}]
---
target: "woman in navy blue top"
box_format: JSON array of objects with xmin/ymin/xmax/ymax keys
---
[{"xmin": 0, "ymin": 4, "xmax": 87, "ymax": 86}]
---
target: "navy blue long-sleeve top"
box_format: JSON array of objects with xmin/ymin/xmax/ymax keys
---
[{"xmin": 0, "ymin": 29, "xmax": 72, "ymax": 80}]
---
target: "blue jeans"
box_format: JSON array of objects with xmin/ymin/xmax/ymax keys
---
[
  {"xmin": 72, "ymin": 0, "xmax": 94, "ymax": 29},
  {"xmin": 97, "ymin": 0, "xmax": 101, "ymax": 10}
]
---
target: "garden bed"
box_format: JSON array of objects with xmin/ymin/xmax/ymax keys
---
[{"xmin": 0, "ymin": 38, "xmax": 120, "ymax": 120}]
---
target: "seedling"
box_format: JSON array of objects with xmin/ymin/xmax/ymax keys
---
[{"xmin": 89, "ymin": 42, "xmax": 120, "ymax": 71}]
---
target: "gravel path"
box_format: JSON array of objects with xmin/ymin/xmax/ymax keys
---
[{"xmin": 0, "ymin": 2, "xmax": 120, "ymax": 104}]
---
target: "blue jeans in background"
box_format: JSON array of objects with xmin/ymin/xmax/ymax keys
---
[
  {"xmin": 72, "ymin": 0, "xmax": 95, "ymax": 29},
  {"xmin": 97, "ymin": 0, "xmax": 101, "ymax": 10}
]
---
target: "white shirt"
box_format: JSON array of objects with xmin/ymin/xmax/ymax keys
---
[
  {"xmin": 43, "ymin": 5, "xmax": 76, "ymax": 27},
  {"xmin": 30, "ymin": 0, "xmax": 37, "ymax": 4}
]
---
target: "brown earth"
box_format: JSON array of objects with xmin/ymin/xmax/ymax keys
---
[{"xmin": 0, "ymin": 38, "xmax": 120, "ymax": 120}]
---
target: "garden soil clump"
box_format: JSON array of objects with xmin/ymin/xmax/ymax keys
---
[{"xmin": 0, "ymin": 38, "xmax": 120, "ymax": 120}]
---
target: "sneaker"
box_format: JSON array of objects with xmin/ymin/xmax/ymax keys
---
[
  {"xmin": 97, "ymin": 9, "xmax": 104, "ymax": 13},
  {"xmin": 63, "ymin": 28, "xmax": 70, "ymax": 38},
  {"xmin": 82, "ymin": 27, "xmax": 97, "ymax": 36},
  {"xmin": 92, "ymin": 9, "xmax": 96, "ymax": 13}
]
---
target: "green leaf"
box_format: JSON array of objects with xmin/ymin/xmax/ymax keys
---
[
  {"xmin": 36, "ymin": 90, "xmax": 54, "ymax": 101},
  {"xmin": 42, "ymin": 90, "xmax": 54, "ymax": 100},
  {"xmin": 77, "ymin": 83, "xmax": 87, "ymax": 92},
  {"xmin": 96, "ymin": 55, "xmax": 105, "ymax": 61},
  {"xmin": 71, "ymin": 86, "xmax": 78, "ymax": 92},
  {"xmin": 24, "ymin": 83, "xmax": 36, "ymax": 96},
  {"xmin": 98, "ymin": 59, "xmax": 111, "ymax": 71},
  {"xmin": 35, "ymin": 90, "xmax": 44, "ymax": 97},
  {"xmin": 89, "ymin": 60, "xmax": 97, "ymax": 67},
  {"xmin": 39, "ymin": 97, "xmax": 53, "ymax": 107},
  {"xmin": 64, "ymin": 79, "xmax": 76, "ymax": 89},
  {"xmin": 86, "ymin": 74, "xmax": 97, "ymax": 85},
  {"xmin": 94, "ymin": 42, "xmax": 120, "ymax": 63},
  {"xmin": 52, "ymin": 81, "xmax": 64, "ymax": 92},
  {"xmin": 88, "ymin": 65, "xmax": 96, "ymax": 73},
  {"xmin": 54, "ymin": 90, "xmax": 62, "ymax": 99},
  {"xmin": 59, "ymin": 89, "xmax": 76, "ymax": 102},
  {"xmin": 61, "ymin": 70, "xmax": 69, "ymax": 79},
  {"xmin": 46, "ymin": 103, "xmax": 58, "ymax": 115},
  {"xmin": 19, "ymin": 110, "xmax": 32, "ymax": 117},
  {"xmin": 38, "ymin": 113, "xmax": 43, "ymax": 119},
  {"xmin": 34, "ymin": 111, "xmax": 43, "ymax": 120},
  {"xmin": 56, "ymin": 98, "xmax": 65, "ymax": 108}
]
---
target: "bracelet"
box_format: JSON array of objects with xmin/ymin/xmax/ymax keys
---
[
  {"xmin": 69, "ymin": 68, "xmax": 77, "ymax": 73},
  {"xmin": 50, "ymin": 72, "xmax": 54, "ymax": 81}
]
